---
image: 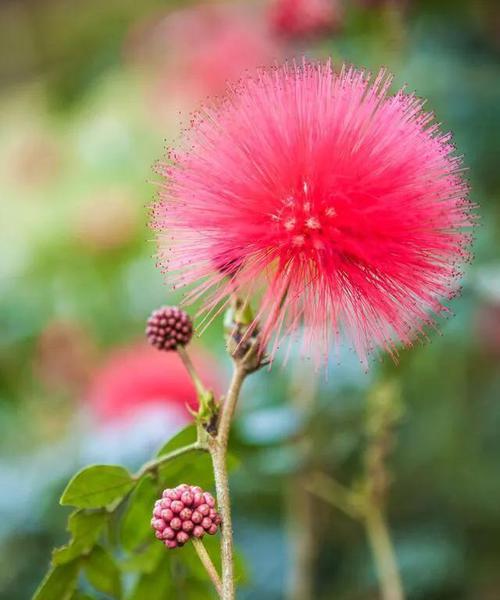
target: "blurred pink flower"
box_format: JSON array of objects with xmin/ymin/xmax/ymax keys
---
[
  {"xmin": 269, "ymin": 0, "xmax": 342, "ymax": 38},
  {"xmin": 153, "ymin": 60, "xmax": 474, "ymax": 365},
  {"xmin": 125, "ymin": 2, "xmax": 282, "ymax": 104},
  {"xmin": 86, "ymin": 342, "xmax": 219, "ymax": 424}
]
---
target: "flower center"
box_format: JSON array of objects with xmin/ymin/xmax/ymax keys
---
[{"xmin": 271, "ymin": 183, "xmax": 337, "ymax": 254}]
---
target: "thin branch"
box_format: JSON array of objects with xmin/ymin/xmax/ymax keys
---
[
  {"xmin": 364, "ymin": 508, "xmax": 404, "ymax": 600},
  {"xmin": 287, "ymin": 477, "xmax": 316, "ymax": 600},
  {"xmin": 305, "ymin": 472, "xmax": 363, "ymax": 521},
  {"xmin": 210, "ymin": 363, "xmax": 248, "ymax": 600},
  {"xmin": 177, "ymin": 346, "xmax": 210, "ymax": 399},
  {"xmin": 217, "ymin": 365, "xmax": 247, "ymax": 452},
  {"xmin": 135, "ymin": 443, "xmax": 206, "ymax": 479},
  {"xmin": 192, "ymin": 538, "xmax": 223, "ymax": 598}
]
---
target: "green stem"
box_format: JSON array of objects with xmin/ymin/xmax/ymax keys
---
[
  {"xmin": 177, "ymin": 346, "xmax": 210, "ymax": 399},
  {"xmin": 287, "ymin": 476, "xmax": 315, "ymax": 600},
  {"xmin": 192, "ymin": 538, "xmax": 223, "ymax": 598},
  {"xmin": 364, "ymin": 508, "xmax": 404, "ymax": 600},
  {"xmin": 135, "ymin": 443, "xmax": 206, "ymax": 479}
]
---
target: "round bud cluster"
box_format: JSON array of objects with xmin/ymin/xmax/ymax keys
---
[
  {"xmin": 146, "ymin": 306, "xmax": 193, "ymax": 351},
  {"xmin": 151, "ymin": 484, "xmax": 221, "ymax": 549}
]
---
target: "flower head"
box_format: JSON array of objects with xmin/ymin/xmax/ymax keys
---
[
  {"xmin": 152, "ymin": 484, "xmax": 221, "ymax": 549},
  {"xmin": 146, "ymin": 306, "xmax": 193, "ymax": 351},
  {"xmin": 152, "ymin": 60, "xmax": 474, "ymax": 365}
]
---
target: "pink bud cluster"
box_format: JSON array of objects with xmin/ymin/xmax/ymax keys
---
[
  {"xmin": 151, "ymin": 484, "xmax": 221, "ymax": 549},
  {"xmin": 146, "ymin": 306, "xmax": 193, "ymax": 351}
]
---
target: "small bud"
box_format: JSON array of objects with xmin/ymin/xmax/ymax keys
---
[
  {"xmin": 192, "ymin": 492, "xmax": 204, "ymax": 507},
  {"xmin": 179, "ymin": 508, "xmax": 192, "ymax": 520},
  {"xmin": 203, "ymin": 493, "xmax": 215, "ymax": 507},
  {"xmin": 146, "ymin": 306, "xmax": 193, "ymax": 351},
  {"xmin": 182, "ymin": 520, "xmax": 194, "ymax": 533},
  {"xmin": 176, "ymin": 531, "xmax": 190, "ymax": 545},
  {"xmin": 165, "ymin": 540, "xmax": 177, "ymax": 549},
  {"xmin": 152, "ymin": 519, "xmax": 166, "ymax": 531},
  {"xmin": 201, "ymin": 517, "xmax": 212, "ymax": 530},
  {"xmin": 208, "ymin": 524, "xmax": 218, "ymax": 535},
  {"xmin": 161, "ymin": 508, "xmax": 174, "ymax": 521},
  {"xmin": 166, "ymin": 489, "xmax": 181, "ymax": 501},
  {"xmin": 170, "ymin": 500, "xmax": 184, "ymax": 514},
  {"xmin": 170, "ymin": 517, "xmax": 182, "ymax": 531},
  {"xmin": 162, "ymin": 527, "xmax": 175, "ymax": 540},
  {"xmin": 193, "ymin": 526, "xmax": 205, "ymax": 538},
  {"xmin": 192, "ymin": 511, "xmax": 203, "ymax": 524},
  {"xmin": 181, "ymin": 491, "xmax": 194, "ymax": 506},
  {"xmin": 198, "ymin": 504, "xmax": 210, "ymax": 516}
]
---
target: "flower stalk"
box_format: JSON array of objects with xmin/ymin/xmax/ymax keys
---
[
  {"xmin": 175, "ymin": 303, "xmax": 264, "ymax": 599},
  {"xmin": 192, "ymin": 538, "xmax": 223, "ymax": 597}
]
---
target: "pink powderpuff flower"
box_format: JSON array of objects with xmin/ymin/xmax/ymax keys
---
[
  {"xmin": 86, "ymin": 343, "xmax": 219, "ymax": 424},
  {"xmin": 269, "ymin": 0, "xmax": 342, "ymax": 39},
  {"xmin": 152, "ymin": 60, "xmax": 475, "ymax": 366}
]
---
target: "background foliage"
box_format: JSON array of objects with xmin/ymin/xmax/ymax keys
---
[{"xmin": 0, "ymin": 0, "xmax": 499, "ymax": 598}]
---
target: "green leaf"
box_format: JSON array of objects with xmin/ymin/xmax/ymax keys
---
[
  {"xmin": 60, "ymin": 465, "xmax": 135, "ymax": 508},
  {"xmin": 121, "ymin": 543, "xmax": 163, "ymax": 574},
  {"xmin": 156, "ymin": 425, "xmax": 197, "ymax": 457},
  {"xmin": 157, "ymin": 452, "xmax": 213, "ymax": 490},
  {"xmin": 156, "ymin": 450, "xmax": 238, "ymax": 495},
  {"xmin": 83, "ymin": 545, "xmax": 122, "ymax": 599},
  {"xmin": 52, "ymin": 543, "xmax": 85, "ymax": 567},
  {"xmin": 121, "ymin": 475, "xmax": 158, "ymax": 552},
  {"xmin": 33, "ymin": 561, "xmax": 80, "ymax": 600},
  {"xmin": 53, "ymin": 510, "xmax": 109, "ymax": 566},
  {"xmin": 68, "ymin": 509, "xmax": 108, "ymax": 538},
  {"xmin": 128, "ymin": 555, "xmax": 173, "ymax": 600}
]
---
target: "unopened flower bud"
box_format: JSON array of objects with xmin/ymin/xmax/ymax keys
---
[
  {"xmin": 193, "ymin": 525, "xmax": 205, "ymax": 538},
  {"xmin": 146, "ymin": 307, "xmax": 193, "ymax": 351},
  {"xmin": 152, "ymin": 484, "xmax": 221, "ymax": 549},
  {"xmin": 176, "ymin": 531, "xmax": 190, "ymax": 545},
  {"xmin": 182, "ymin": 520, "xmax": 194, "ymax": 533}
]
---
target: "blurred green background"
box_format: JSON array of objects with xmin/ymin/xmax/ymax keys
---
[{"xmin": 0, "ymin": 0, "xmax": 499, "ymax": 599}]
